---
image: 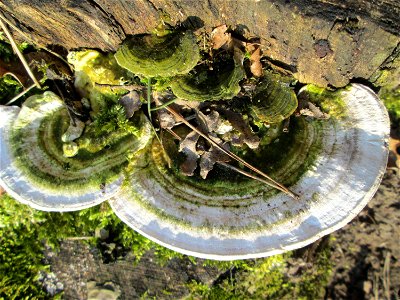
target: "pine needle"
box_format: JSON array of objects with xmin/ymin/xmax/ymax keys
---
[
  {"xmin": 150, "ymin": 97, "xmax": 178, "ymax": 111},
  {"xmin": 164, "ymin": 105, "xmax": 299, "ymax": 199}
]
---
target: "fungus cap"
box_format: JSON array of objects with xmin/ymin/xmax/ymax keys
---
[{"xmin": 108, "ymin": 84, "xmax": 389, "ymax": 260}]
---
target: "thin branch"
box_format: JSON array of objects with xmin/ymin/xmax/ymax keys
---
[
  {"xmin": 164, "ymin": 105, "xmax": 299, "ymax": 199},
  {"xmin": 0, "ymin": 18, "xmax": 41, "ymax": 89},
  {"xmin": 3, "ymin": 72, "xmax": 23, "ymax": 86},
  {"xmin": 5, "ymin": 83, "xmax": 36, "ymax": 105}
]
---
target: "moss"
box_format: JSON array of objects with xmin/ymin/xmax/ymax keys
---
[
  {"xmin": 68, "ymin": 50, "xmax": 131, "ymax": 115},
  {"xmin": 187, "ymin": 241, "xmax": 333, "ymax": 300},
  {"xmin": 0, "ymin": 74, "xmax": 22, "ymax": 104},
  {"xmin": 379, "ymin": 86, "xmax": 400, "ymax": 123},
  {"xmin": 302, "ymin": 84, "xmax": 347, "ymax": 118}
]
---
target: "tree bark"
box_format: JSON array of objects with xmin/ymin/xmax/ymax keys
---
[{"xmin": 0, "ymin": 0, "xmax": 399, "ymax": 88}]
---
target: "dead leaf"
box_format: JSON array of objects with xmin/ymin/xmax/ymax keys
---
[
  {"xmin": 211, "ymin": 25, "xmax": 232, "ymax": 50},
  {"xmin": 199, "ymin": 140, "xmax": 231, "ymax": 179},
  {"xmin": 221, "ymin": 109, "xmax": 260, "ymax": 149},
  {"xmin": 119, "ymin": 90, "xmax": 141, "ymax": 118},
  {"xmin": 299, "ymin": 102, "xmax": 329, "ymax": 119},
  {"xmin": 388, "ymin": 137, "xmax": 400, "ymax": 168},
  {"xmin": 249, "ymin": 46, "xmax": 263, "ymax": 77},
  {"xmin": 196, "ymin": 110, "xmax": 221, "ymax": 133},
  {"xmin": 179, "ymin": 131, "xmax": 201, "ymax": 176}
]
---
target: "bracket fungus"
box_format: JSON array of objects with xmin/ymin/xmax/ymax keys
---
[
  {"xmin": 169, "ymin": 61, "xmax": 245, "ymax": 101},
  {"xmin": 0, "ymin": 91, "xmax": 153, "ymax": 211},
  {"xmin": 115, "ymin": 30, "xmax": 200, "ymax": 78},
  {"xmin": 0, "ymin": 29, "xmax": 390, "ymax": 260},
  {"xmin": 249, "ymin": 73, "xmax": 298, "ymax": 124},
  {"xmin": 107, "ymin": 84, "xmax": 389, "ymax": 260}
]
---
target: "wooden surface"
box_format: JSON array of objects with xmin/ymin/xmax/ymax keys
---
[{"xmin": 1, "ymin": 0, "xmax": 399, "ymax": 87}]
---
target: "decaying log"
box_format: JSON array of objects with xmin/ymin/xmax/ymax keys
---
[{"xmin": 0, "ymin": 0, "xmax": 399, "ymax": 87}]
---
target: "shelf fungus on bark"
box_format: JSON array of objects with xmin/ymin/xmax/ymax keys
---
[
  {"xmin": 0, "ymin": 92, "xmax": 153, "ymax": 211},
  {"xmin": 108, "ymin": 84, "xmax": 389, "ymax": 260},
  {"xmin": 249, "ymin": 73, "xmax": 298, "ymax": 124},
  {"xmin": 169, "ymin": 61, "xmax": 245, "ymax": 101},
  {"xmin": 115, "ymin": 30, "xmax": 200, "ymax": 78}
]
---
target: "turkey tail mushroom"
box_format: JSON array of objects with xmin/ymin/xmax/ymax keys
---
[
  {"xmin": 115, "ymin": 30, "xmax": 200, "ymax": 78},
  {"xmin": 108, "ymin": 84, "xmax": 389, "ymax": 260},
  {"xmin": 0, "ymin": 92, "xmax": 153, "ymax": 211}
]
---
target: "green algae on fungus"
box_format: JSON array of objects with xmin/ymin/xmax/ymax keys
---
[
  {"xmin": 299, "ymin": 84, "xmax": 347, "ymax": 118},
  {"xmin": 0, "ymin": 92, "xmax": 153, "ymax": 211},
  {"xmin": 115, "ymin": 30, "xmax": 200, "ymax": 78},
  {"xmin": 249, "ymin": 72, "xmax": 298, "ymax": 124},
  {"xmin": 108, "ymin": 84, "xmax": 389, "ymax": 260},
  {"xmin": 169, "ymin": 60, "xmax": 245, "ymax": 101},
  {"xmin": 108, "ymin": 115, "xmax": 325, "ymax": 235},
  {"xmin": 68, "ymin": 50, "xmax": 131, "ymax": 115}
]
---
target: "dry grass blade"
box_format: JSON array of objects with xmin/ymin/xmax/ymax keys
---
[
  {"xmin": 94, "ymin": 82, "xmax": 144, "ymax": 91},
  {"xmin": 5, "ymin": 83, "xmax": 36, "ymax": 105},
  {"xmin": 383, "ymin": 251, "xmax": 391, "ymax": 300},
  {"xmin": 0, "ymin": 18, "xmax": 41, "ymax": 89},
  {"xmin": 164, "ymin": 105, "xmax": 299, "ymax": 199}
]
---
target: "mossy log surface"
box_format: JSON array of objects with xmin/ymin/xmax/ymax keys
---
[{"xmin": 0, "ymin": 0, "xmax": 399, "ymax": 88}]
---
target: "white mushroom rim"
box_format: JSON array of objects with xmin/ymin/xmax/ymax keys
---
[
  {"xmin": 0, "ymin": 84, "xmax": 389, "ymax": 260},
  {"xmin": 108, "ymin": 84, "xmax": 389, "ymax": 260},
  {"xmin": 0, "ymin": 91, "xmax": 153, "ymax": 211}
]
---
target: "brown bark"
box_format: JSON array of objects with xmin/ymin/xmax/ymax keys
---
[{"xmin": 0, "ymin": 0, "xmax": 399, "ymax": 88}]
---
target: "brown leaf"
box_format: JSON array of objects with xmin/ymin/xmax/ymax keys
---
[
  {"xmin": 299, "ymin": 102, "xmax": 329, "ymax": 119},
  {"xmin": 222, "ymin": 109, "xmax": 260, "ymax": 149},
  {"xmin": 199, "ymin": 140, "xmax": 230, "ymax": 179},
  {"xmin": 196, "ymin": 110, "xmax": 221, "ymax": 133},
  {"xmin": 388, "ymin": 137, "xmax": 400, "ymax": 168},
  {"xmin": 211, "ymin": 25, "xmax": 232, "ymax": 50},
  {"xmin": 249, "ymin": 46, "xmax": 263, "ymax": 77},
  {"xmin": 118, "ymin": 90, "xmax": 141, "ymax": 118},
  {"xmin": 179, "ymin": 131, "xmax": 201, "ymax": 176}
]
